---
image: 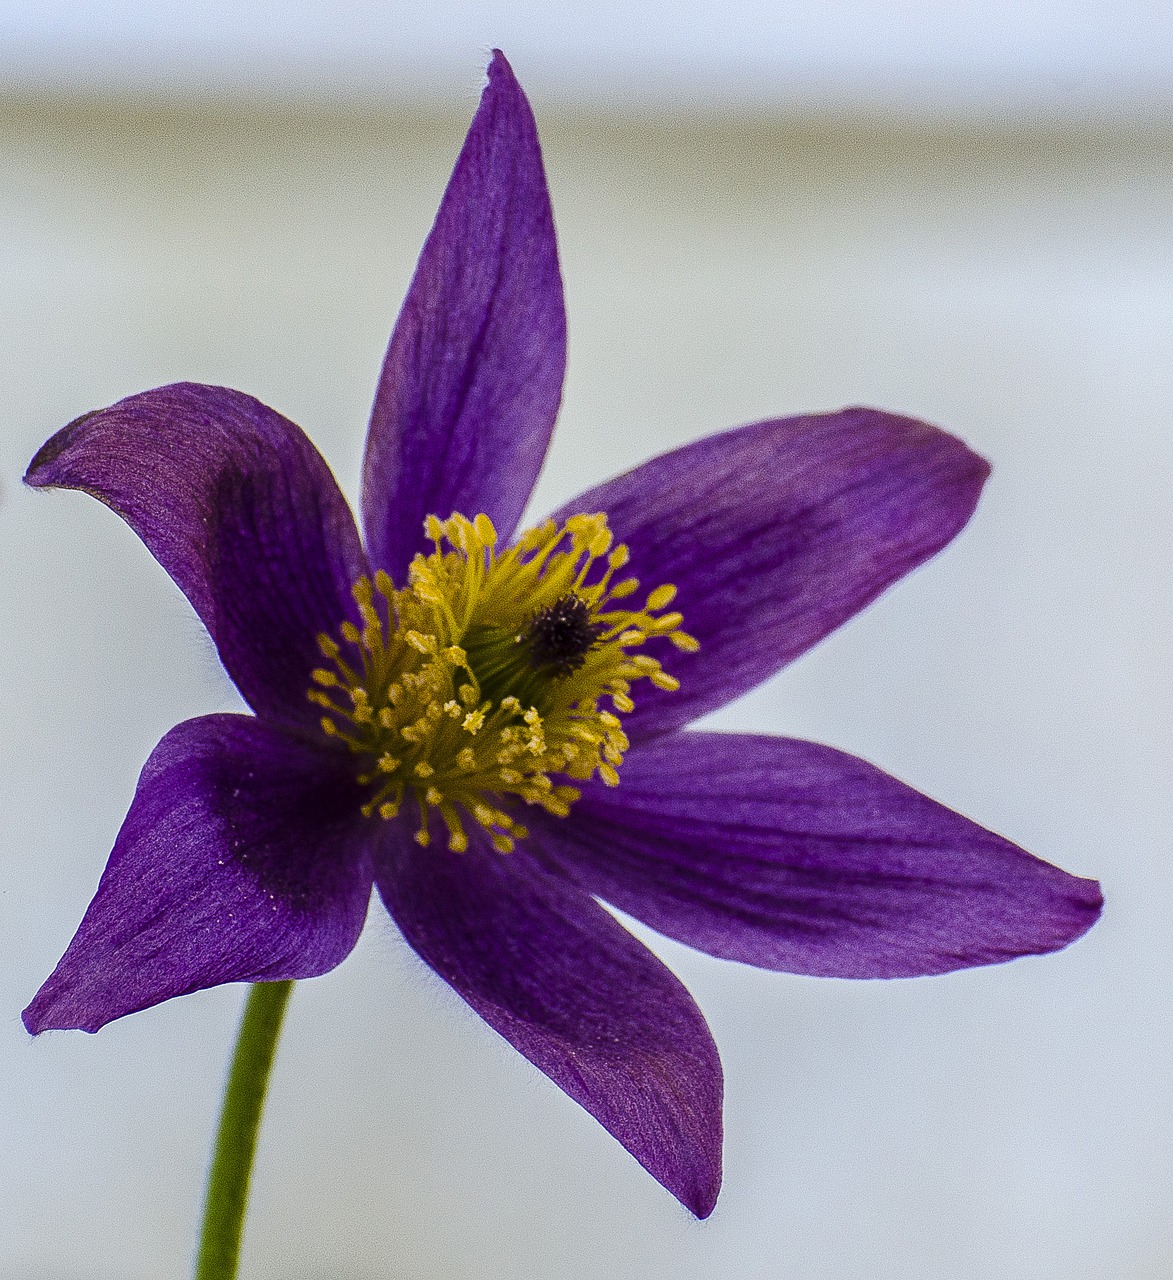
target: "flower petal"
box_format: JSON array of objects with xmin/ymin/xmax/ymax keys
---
[
  {"xmin": 552, "ymin": 407, "xmax": 989, "ymax": 740},
  {"xmin": 362, "ymin": 50, "xmax": 566, "ymax": 581},
  {"xmin": 26, "ymin": 382, "xmax": 368, "ymax": 731},
  {"xmin": 24, "ymin": 714, "xmax": 374, "ymax": 1034},
  {"xmin": 529, "ymin": 732, "xmax": 1102, "ymax": 979},
  {"xmin": 376, "ymin": 826, "xmax": 723, "ymax": 1217}
]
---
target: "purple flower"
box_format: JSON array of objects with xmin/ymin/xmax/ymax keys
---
[{"xmin": 23, "ymin": 51, "xmax": 1100, "ymax": 1219}]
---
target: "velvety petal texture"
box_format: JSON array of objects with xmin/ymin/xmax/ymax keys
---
[
  {"xmin": 362, "ymin": 49, "xmax": 566, "ymax": 581},
  {"xmin": 376, "ymin": 826, "xmax": 723, "ymax": 1217},
  {"xmin": 26, "ymin": 383, "xmax": 368, "ymax": 731},
  {"xmin": 24, "ymin": 715, "xmax": 375, "ymax": 1034},
  {"xmin": 553, "ymin": 408, "xmax": 990, "ymax": 741},
  {"xmin": 530, "ymin": 732, "xmax": 1102, "ymax": 979}
]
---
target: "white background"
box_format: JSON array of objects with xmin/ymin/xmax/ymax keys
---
[
  {"xmin": 2, "ymin": 0, "xmax": 1173, "ymax": 115},
  {"xmin": 1, "ymin": 8, "xmax": 1171, "ymax": 1278}
]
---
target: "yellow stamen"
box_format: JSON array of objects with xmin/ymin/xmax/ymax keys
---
[
  {"xmin": 645, "ymin": 583, "xmax": 677, "ymax": 610},
  {"xmin": 308, "ymin": 510, "xmax": 692, "ymax": 854}
]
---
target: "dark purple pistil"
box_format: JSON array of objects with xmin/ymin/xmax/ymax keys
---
[{"xmin": 521, "ymin": 593, "xmax": 606, "ymax": 677}]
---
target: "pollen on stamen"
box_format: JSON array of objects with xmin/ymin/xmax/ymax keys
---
[{"xmin": 308, "ymin": 510, "xmax": 692, "ymax": 856}]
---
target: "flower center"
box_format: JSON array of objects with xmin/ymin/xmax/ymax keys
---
[{"xmin": 308, "ymin": 511, "xmax": 696, "ymax": 853}]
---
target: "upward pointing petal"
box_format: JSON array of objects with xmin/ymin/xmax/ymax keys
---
[{"xmin": 362, "ymin": 50, "xmax": 566, "ymax": 580}]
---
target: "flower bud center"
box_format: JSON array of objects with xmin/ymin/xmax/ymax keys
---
[{"xmin": 462, "ymin": 593, "xmax": 606, "ymax": 709}]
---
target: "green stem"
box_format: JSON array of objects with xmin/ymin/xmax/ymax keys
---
[{"xmin": 194, "ymin": 980, "xmax": 295, "ymax": 1280}]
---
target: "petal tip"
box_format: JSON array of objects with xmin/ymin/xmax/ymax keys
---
[
  {"xmin": 847, "ymin": 402, "xmax": 992, "ymax": 480},
  {"xmin": 936, "ymin": 866, "xmax": 1103, "ymax": 974},
  {"xmin": 25, "ymin": 410, "xmax": 100, "ymax": 486},
  {"xmin": 1052, "ymin": 873, "xmax": 1104, "ymax": 949},
  {"xmin": 955, "ymin": 439, "xmax": 992, "ymax": 492},
  {"xmin": 483, "ymin": 49, "xmax": 537, "ymax": 135},
  {"xmin": 1018, "ymin": 868, "xmax": 1103, "ymax": 961},
  {"xmin": 484, "ymin": 49, "xmax": 522, "ymax": 101},
  {"xmin": 854, "ymin": 403, "xmax": 994, "ymax": 537},
  {"xmin": 684, "ymin": 1172, "xmax": 722, "ymax": 1220},
  {"xmin": 21, "ymin": 988, "xmax": 101, "ymax": 1036}
]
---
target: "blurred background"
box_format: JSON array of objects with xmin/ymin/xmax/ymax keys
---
[{"xmin": 1, "ymin": 2, "xmax": 1171, "ymax": 1277}]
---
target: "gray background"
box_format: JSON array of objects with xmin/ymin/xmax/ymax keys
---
[{"xmin": 1, "ymin": 34, "xmax": 1171, "ymax": 1280}]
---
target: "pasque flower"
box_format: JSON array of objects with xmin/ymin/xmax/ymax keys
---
[{"xmin": 24, "ymin": 51, "xmax": 1101, "ymax": 1218}]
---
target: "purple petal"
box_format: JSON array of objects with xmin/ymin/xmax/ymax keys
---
[
  {"xmin": 362, "ymin": 50, "xmax": 566, "ymax": 581},
  {"xmin": 24, "ymin": 714, "xmax": 374, "ymax": 1034},
  {"xmin": 529, "ymin": 732, "xmax": 1102, "ymax": 979},
  {"xmin": 552, "ymin": 407, "xmax": 989, "ymax": 740},
  {"xmin": 26, "ymin": 383, "xmax": 368, "ymax": 731},
  {"xmin": 376, "ymin": 826, "xmax": 723, "ymax": 1217}
]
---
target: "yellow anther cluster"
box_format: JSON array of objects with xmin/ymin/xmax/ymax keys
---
[{"xmin": 308, "ymin": 510, "xmax": 695, "ymax": 854}]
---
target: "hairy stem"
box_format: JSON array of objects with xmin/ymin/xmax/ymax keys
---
[{"xmin": 194, "ymin": 980, "xmax": 294, "ymax": 1280}]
